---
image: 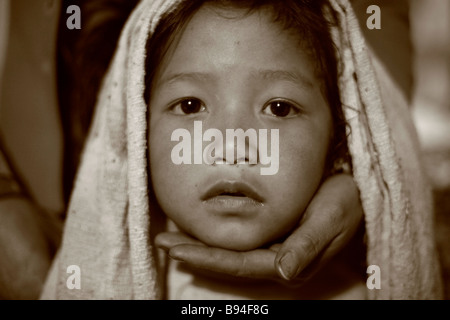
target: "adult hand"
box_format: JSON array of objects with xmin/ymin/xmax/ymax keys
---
[{"xmin": 155, "ymin": 173, "xmax": 363, "ymax": 285}]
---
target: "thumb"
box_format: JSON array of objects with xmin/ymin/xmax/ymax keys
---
[
  {"xmin": 274, "ymin": 174, "xmax": 361, "ymax": 281},
  {"xmin": 275, "ymin": 213, "xmax": 337, "ymax": 281}
]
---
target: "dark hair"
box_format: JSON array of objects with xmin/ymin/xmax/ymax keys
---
[{"xmin": 144, "ymin": 0, "xmax": 350, "ymax": 177}]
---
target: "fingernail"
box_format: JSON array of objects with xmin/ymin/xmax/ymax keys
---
[
  {"xmin": 277, "ymin": 252, "xmax": 295, "ymax": 280},
  {"xmin": 168, "ymin": 253, "xmax": 184, "ymax": 262}
]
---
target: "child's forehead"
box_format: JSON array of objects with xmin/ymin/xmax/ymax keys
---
[
  {"xmin": 155, "ymin": 5, "xmax": 317, "ymax": 86},
  {"xmin": 179, "ymin": 4, "xmax": 309, "ymax": 53},
  {"xmin": 181, "ymin": 4, "xmax": 315, "ymax": 60}
]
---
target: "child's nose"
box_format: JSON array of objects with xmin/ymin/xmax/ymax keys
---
[
  {"xmin": 205, "ymin": 114, "xmax": 259, "ymax": 165},
  {"xmin": 204, "ymin": 130, "xmax": 258, "ymax": 165},
  {"xmin": 204, "ymin": 98, "xmax": 261, "ymax": 165}
]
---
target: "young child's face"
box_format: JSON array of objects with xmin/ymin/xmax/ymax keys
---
[{"xmin": 149, "ymin": 5, "xmax": 332, "ymax": 251}]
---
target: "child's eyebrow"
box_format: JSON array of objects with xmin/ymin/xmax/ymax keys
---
[
  {"xmin": 157, "ymin": 69, "xmax": 314, "ymax": 89},
  {"xmin": 254, "ymin": 69, "xmax": 314, "ymax": 89},
  {"xmin": 158, "ymin": 72, "xmax": 212, "ymax": 86}
]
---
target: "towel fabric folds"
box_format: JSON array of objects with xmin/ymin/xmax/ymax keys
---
[{"xmin": 41, "ymin": 0, "xmax": 443, "ymax": 299}]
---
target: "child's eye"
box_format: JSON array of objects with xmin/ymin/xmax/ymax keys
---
[
  {"xmin": 170, "ymin": 98, "xmax": 206, "ymax": 115},
  {"xmin": 262, "ymin": 99, "xmax": 300, "ymax": 118}
]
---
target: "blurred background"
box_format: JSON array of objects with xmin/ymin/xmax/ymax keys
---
[{"xmin": 410, "ymin": 0, "xmax": 450, "ymax": 299}]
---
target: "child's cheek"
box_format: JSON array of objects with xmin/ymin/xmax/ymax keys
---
[
  {"xmin": 275, "ymin": 122, "xmax": 330, "ymax": 196},
  {"xmin": 149, "ymin": 122, "xmax": 169, "ymax": 166}
]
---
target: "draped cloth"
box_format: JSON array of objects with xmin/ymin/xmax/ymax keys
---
[{"xmin": 41, "ymin": 0, "xmax": 443, "ymax": 299}]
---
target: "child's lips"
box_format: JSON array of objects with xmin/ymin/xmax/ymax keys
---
[{"xmin": 201, "ymin": 181, "xmax": 264, "ymax": 214}]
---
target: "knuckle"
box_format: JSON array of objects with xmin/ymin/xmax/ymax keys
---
[
  {"xmin": 299, "ymin": 233, "xmax": 321, "ymax": 257},
  {"xmin": 328, "ymin": 205, "xmax": 345, "ymax": 229},
  {"xmin": 325, "ymin": 201, "xmax": 345, "ymax": 218}
]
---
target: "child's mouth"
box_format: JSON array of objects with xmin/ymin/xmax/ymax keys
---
[
  {"xmin": 201, "ymin": 181, "xmax": 264, "ymax": 214},
  {"xmin": 220, "ymin": 192, "xmax": 246, "ymax": 197}
]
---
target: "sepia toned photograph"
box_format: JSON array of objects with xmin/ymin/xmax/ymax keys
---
[{"xmin": 0, "ymin": 0, "xmax": 448, "ymax": 304}]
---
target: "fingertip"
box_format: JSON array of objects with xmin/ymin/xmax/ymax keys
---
[
  {"xmin": 276, "ymin": 261, "xmax": 291, "ymax": 281},
  {"xmin": 168, "ymin": 245, "xmax": 184, "ymax": 259},
  {"xmin": 168, "ymin": 250, "xmax": 185, "ymax": 262},
  {"xmin": 154, "ymin": 233, "xmax": 168, "ymax": 250},
  {"xmin": 275, "ymin": 251, "xmax": 297, "ymax": 280},
  {"xmin": 168, "ymin": 244, "xmax": 197, "ymax": 262}
]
